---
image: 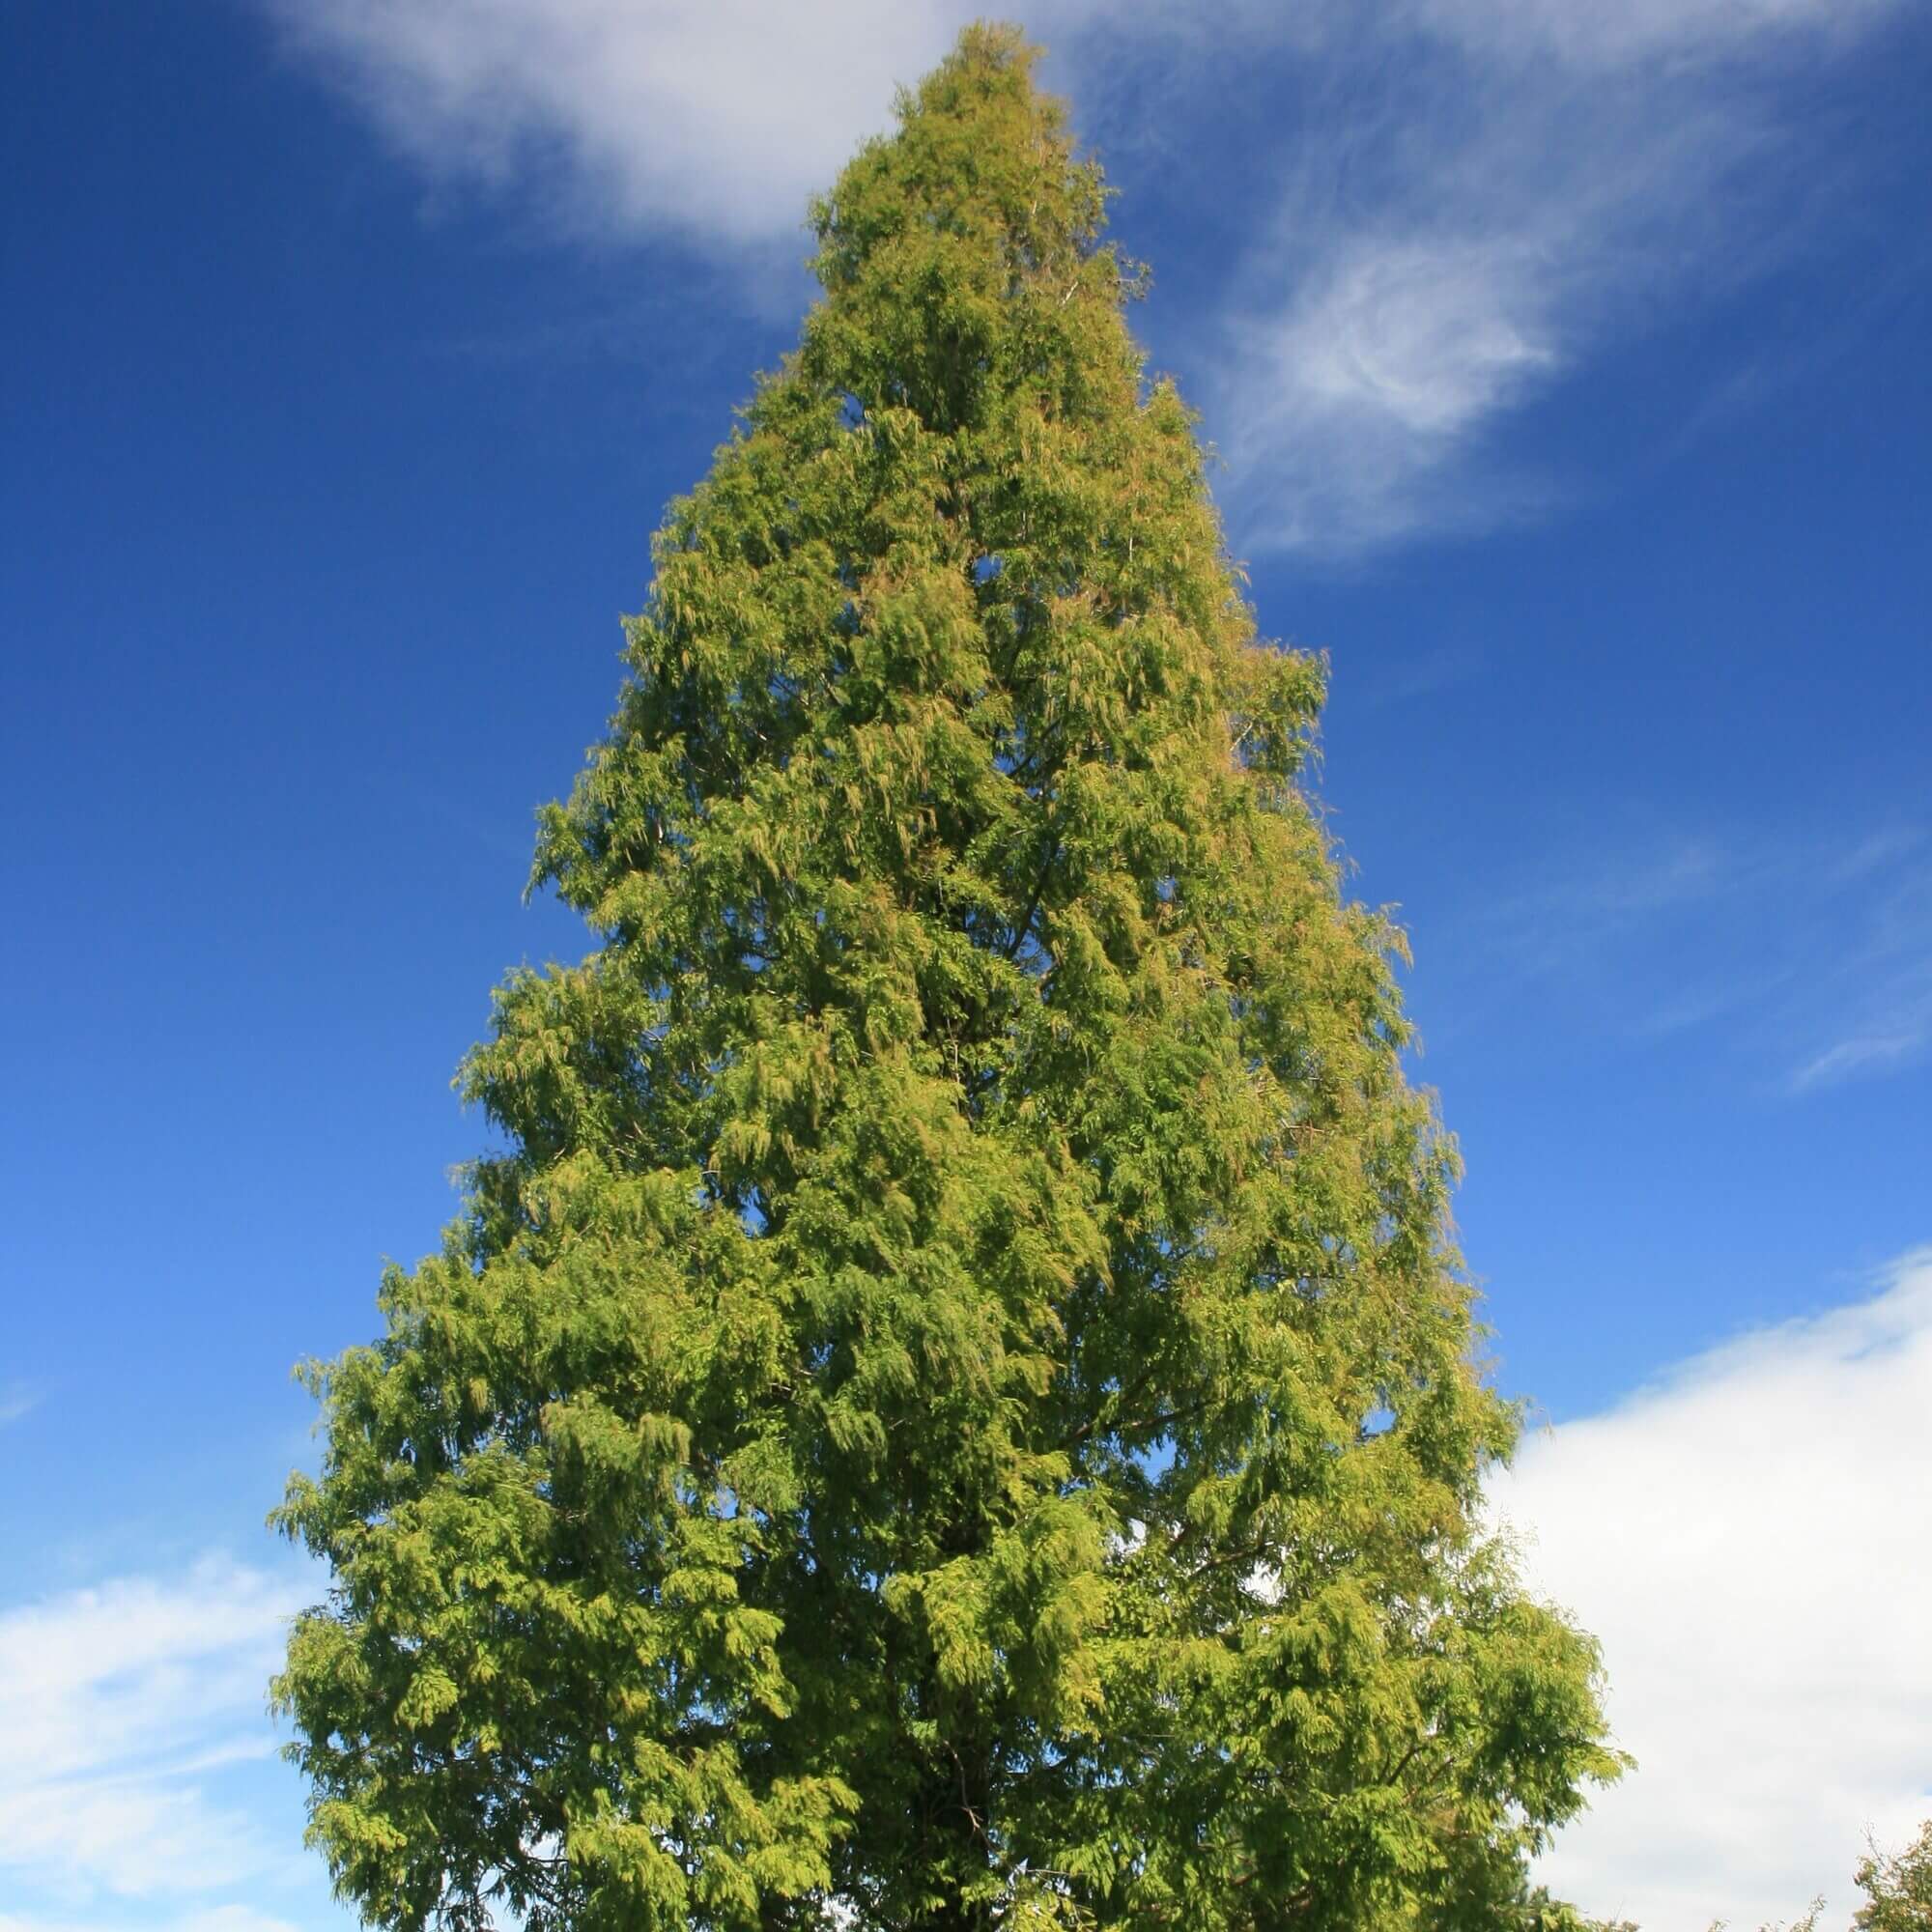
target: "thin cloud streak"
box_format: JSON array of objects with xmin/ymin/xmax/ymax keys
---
[
  {"xmin": 1362, "ymin": 641, "xmax": 1490, "ymax": 707},
  {"xmin": 1453, "ymin": 819, "xmax": 1930, "ymax": 1094},
  {"xmin": 1789, "ymin": 1025, "xmax": 1928, "ymax": 1094},
  {"xmin": 1412, "ymin": 0, "xmax": 1902, "ymax": 69},
  {"xmin": 1788, "ymin": 853, "xmax": 1932, "ymax": 1093},
  {"xmin": 1495, "ymin": 1247, "xmax": 1932, "ymax": 1928}
]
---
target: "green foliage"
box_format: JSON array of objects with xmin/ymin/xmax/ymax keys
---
[
  {"xmin": 273, "ymin": 25, "xmax": 1620, "ymax": 1931},
  {"xmin": 1855, "ymin": 1820, "xmax": 1932, "ymax": 1931}
]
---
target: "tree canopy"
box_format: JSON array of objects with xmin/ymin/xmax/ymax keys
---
[
  {"xmin": 1854, "ymin": 1821, "xmax": 1932, "ymax": 1932},
  {"xmin": 274, "ymin": 26, "xmax": 1621, "ymax": 1931}
]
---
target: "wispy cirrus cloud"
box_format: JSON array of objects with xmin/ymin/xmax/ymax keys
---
[
  {"xmin": 1494, "ymin": 1246, "xmax": 1932, "ymax": 1927},
  {"xmin": 1784, "ymin": 840, "xmax": 1932, "ymax": 1093},
  {"xmin": 0, "ymin": 1558, "xmax": 318, "ymax": 1924},
  {"xmin": 1413, "ymin": 0, "xmax": 1901, "ymax": 68},
  {"xmin": 260, "ymin": 0, "xmax": 1918, "ymax": 554},
  {"xmin": 1790, "ymin": 1023, "xmax": 1930, "ymax": 1094},
  {"xmin": 1458, "ymin": 818, "xmax": 1932, "ymax": 1094},
  {"xmin": 1208, "ymin": 0, "xmax": 1915, "ymax": 551}
]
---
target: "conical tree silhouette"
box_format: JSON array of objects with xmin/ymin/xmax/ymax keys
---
[{"xmin": 275, "ymin": 27, "xmax": 1620, "ymax": 1932}]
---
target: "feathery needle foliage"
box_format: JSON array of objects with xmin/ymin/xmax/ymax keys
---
[{"xmin": 273, "ymin": 26, "xmax": 1621, "ymax": 1931}]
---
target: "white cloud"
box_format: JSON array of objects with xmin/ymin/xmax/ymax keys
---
[
  {"xmin": 1221, "ymin": 232, "xmax": 1563, "ymax": 551},
  {"xmin": 1494, "ymin": 1248, "xmax": 1932, "ymax": 1929},
  {"xmin": 0, "ymin": 1384, "xmax": 39, "ymax": 1426},
  {"xmin": 261, "ymin": 0, "xmax": 1913, "ymax": 552},
  {"xmin": 0, "ymin": 1558, "xmax": 311, "ymax": 1911},
  {"xmin": 266, "ymin": 0, "xmax": 967, "ymax": 245}
]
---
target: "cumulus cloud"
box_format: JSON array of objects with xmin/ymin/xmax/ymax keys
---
[
  {"xmin": 1494, "ymin": 1247, "xmax": 1932, "ymax": 1928},
  {"xmin": 0, "ymin": 1558, "xmax": 311, "ymax": 1915}
]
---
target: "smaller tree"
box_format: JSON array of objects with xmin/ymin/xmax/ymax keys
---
[{"xmin": 1854, "ymin": 1820, "xmax": 1932, "ymax": 1932}]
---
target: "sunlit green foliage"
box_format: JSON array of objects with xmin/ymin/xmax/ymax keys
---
[{"xmin": 273, "ymin": 27, "xmax": 1619, "ymax": 1930}]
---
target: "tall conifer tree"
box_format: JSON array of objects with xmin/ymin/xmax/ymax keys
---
[{"xmin": 275, "ymin": 27, "xmax": 1620, "ymax": 1931}]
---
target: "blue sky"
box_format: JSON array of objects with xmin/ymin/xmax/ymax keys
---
[{"xmin": 2, "ymin": 2, "xmax": 1927, "ymax": 1927}]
